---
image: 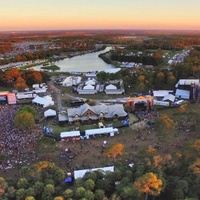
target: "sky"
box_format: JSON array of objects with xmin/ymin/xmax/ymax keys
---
[{"xmin": 0, "ymin": 0, "xmax": 200, "ymax": 31}]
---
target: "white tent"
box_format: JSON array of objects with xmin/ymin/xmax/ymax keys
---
[
  {"xmin": 85, "ymin": 79, "xmax": 96, "ymax": 85},
  {"xmin": 106, "ymin": 84, "xmax": 117, "ymax": 90},
  {"xmin": 153, "ymin": 90, "xmax": 173, "ymax": 98},
  {"xmin": 62, "ymin": 76, "xmax": 82, "ymax": 86},
  {"xmin": 85, "ymin": 127, "xmax": 118, "ymax": 139},
  {"xmin": 44, "ymin": 109, "xmax": 56, "ymax": 117},
  {"xmin": 74, "ymin": 166, "xmax": 114, "ymax": 179},
  {"xmin": 32, "ymin": 95, "xmax": 54, "ymax": 108},
  {"xmin": 163, "ymin": 94, "xmax": 175, "ymax": 102},
  {"xmin": 60, "ymin": 131, "xmax": 80, "ymax": 139},
  {"xmin": 83, "ymin": 84, "xmax": 95, "ymax": 90},
  {"xmin": 175, "ymin": 79, "xmax": 199, "ymax": 88}
]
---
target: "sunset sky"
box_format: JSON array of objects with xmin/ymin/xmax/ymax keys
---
[{"xmin": 1, "ymin": 0, "xmax": 200, "ymax": 31}]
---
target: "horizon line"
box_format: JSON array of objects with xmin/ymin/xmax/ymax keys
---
[{"xmin": 1, "ymin": 28, "xmax": 200, "ymax": 33}]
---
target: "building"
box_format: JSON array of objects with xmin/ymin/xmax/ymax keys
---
[{"xmin": 66, "ymin": 103, "xmax": 127, "ymax": 123}]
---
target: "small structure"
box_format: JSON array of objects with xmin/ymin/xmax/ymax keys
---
[
  {"xmin": 44, "ymin": 109, "xmax": 56, "ymax": 117},
  {"xmin": 0, "ymin": 92, "xmax": 16, "ymax": 104}
]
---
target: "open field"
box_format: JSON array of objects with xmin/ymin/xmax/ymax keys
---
[{"xmin": 0, "ymin": 101, "xmax": 199, "ymax": 179}]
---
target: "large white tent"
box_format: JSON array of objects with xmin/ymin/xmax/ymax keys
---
[
  {"xmin": 74, "ymin": 166, "xmax": 114, "ymax": 179},
  {"xmin": 44, "ymin": 109, "xmax": 56, "ymax": 117},
  {"xmin": 32, "ymin": 95, "xmax": 54, "ymax": 108},
  {"xmin": 60, "ymin": 131, "xmax": 80, "ymax": 139},
  {"xmin": 85, "ymin": 127, "xmax": 118, "ymax": 139}
]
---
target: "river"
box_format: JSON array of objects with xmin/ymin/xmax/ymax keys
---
[{"xmin": 33, "ymin": 47, "xmax": 115, "ymax": 73}]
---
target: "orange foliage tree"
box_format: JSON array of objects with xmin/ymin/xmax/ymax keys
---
[
  {"xmin": 189, "ymin": 158, "xmax": 200, "ymax": 176},
  {"xmin": 3, "ymin": 68, "xmax": 21, "ymax": 86},
  {"xmin": 134, "ymin": 172, "xmax": 163, "ymax": 200},
  {"xmin": 32, "ymin": 161, "xmax": 56, "ymax": 173},
  {"xmin": 104, "ymin": 143, "xmax": 124, "ymax": 161},
  {"xmin": 146, "ymin": 146, "xmax": 156, "ymax": 153},
  {"xmin": 14, "ymin": 76, "xmax": 28, "ymax": 90},
  {"xmin": 157, "ymin": 114, "xmax": 175, "ymax": 129}
]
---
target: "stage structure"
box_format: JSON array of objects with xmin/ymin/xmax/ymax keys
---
[{"xmin": 126, "ymin": 95, "xmax": 154, "ymax": 111}]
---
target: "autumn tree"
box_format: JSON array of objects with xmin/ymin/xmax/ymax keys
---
[
  {"xmin": 134, "ymin": 172, "xmax": 163, "ymax": 200},
  {"xmin": 157, "ymin": 114, "xmax": 175, "ymax": 130},
  {"xmin": 14, "ymin": 110, "xmax": 35, "ymax": 130},
  {"xmin": 0, "ymin": 177, "xmax": 8, "ymax": 197},
  {"xmin": 3, "ymin": 68, "xmax": 21, "ymax": 86},
  {"xmin": 189, "ymin": 158, "xmax": 200, "ymax": 176},
  {"xmin": 104, "ymin": 143, "xmax": 124, "ymax": 161},
  {"xmin": 14, "ymin": 76, "xmax": 28, "ymax": 90}
]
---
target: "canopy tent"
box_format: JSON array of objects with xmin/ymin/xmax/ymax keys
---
[
  {"xmin": 32, "ymin": 95, "xmax": 54, "ymax": 108},
  {"xmin": 163, "ymin": 94, "xmax": 175, "ymax": 102},
  {"xmin": 85, "ymin": 127, "xmax": 118, "ymax": 139},
  {"xmin": 44, "ymin": 109, "xmax": 56, "ymax": 117},
  {"xmin": 105, "ymin": 84, "xmax": 117, "ymax": 90},
  {"xmin": 74, "ymin": 166, "xmax": 114, "ymax": 179},
  {"xmin": 83, "ymin": 84, "xmax": 95, "ymax": 90},
  {"xmin": 60, "ymin": 131, "xmax": 80, "ymax": 139}
]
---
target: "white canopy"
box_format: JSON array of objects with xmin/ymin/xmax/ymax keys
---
[
  {"xmin": 83, "ymin": 84, "xmax": 95, "ymax": 90},
  {"xmin": 74, "ymin": 166, "xmax": 114, "ymax": 179},
  {"xmin": 85, "ymin": 127, "xmax": 118, "ymax": 139},
  {"xmin": 163, "ymin": 94, "xmax": 175, "ymax": 102},
  {"xmin": 60, "ymin": 131, "xmax": 80, "ymax": 138},
  {"xmin": 106, "ymin": 84, "xmax": 117, "ymax": 90},
  {"xmin": 32, "ymin": 95, "xmax": 54, "ymax": 108},
  {"xmin": 85, "ymin": 79, "xmax": 96, "ymax": 85},
  {"xmin": 44, "ymin": 109, "xmax": 56, "ymax": 117}
]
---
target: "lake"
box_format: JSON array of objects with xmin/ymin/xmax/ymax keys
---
[{"xmin": 33, "ymin": 47, "xmax": 115, "ymax": 72}]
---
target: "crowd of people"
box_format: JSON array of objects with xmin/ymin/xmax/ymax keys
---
[{"xmin": 0, "ymin": 104, "xmax": 44, "ymax": 172}]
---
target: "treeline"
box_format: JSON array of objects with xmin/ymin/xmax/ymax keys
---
[
  {"xmin": 126, "ymin": 35, "xmax": 200, "ymax": 50},
  {"xmin": 0, "ymin": 68, "xmax": 50, "ymax": 90},
  {"xmin": 109, "ymin": 51, "xmax": 163, "ymax": 66}
]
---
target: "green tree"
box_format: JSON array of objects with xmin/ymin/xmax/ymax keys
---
[
  {"xmin": 63, "ymin": 189, "xmax": 73, "ymax": 199},
  {"xmin": 95, "ymin": 189, "xmax": 105, "ymax": 200},
  {"xmin": 84, "ymin": 179, "xmax": 95, "ymax": 191},
  {"xmin": 16, "ymin": 188, "xmax": 26, "ymax": 200},
  {"xmin": 42, "ymin": 184, "xmax": 55, "ymax": 200},
  {"xmin": 17, "ymin": 178, "xmax": 29, "ymax": 189},
  {"xmin": 33, "ymin": 181, "xmax": 44, "ymax": 197},
  {"xmin": 25, "ymin": 196, "xmax": 36, "ymax": 200},
  {"xmin": 26, "ymin": 187, "xmax": 36, "ymax": 198},
  {"xmin": 14, "ymin": 111, "xmax": 35, "ymax": 130},
  {"xmin": 5, "ymin": 186, "xmax": 16, "ymax": 199},
  {"xmin": 85, "ymin": 190, "xmax": 95, "ymax": 200},
  {"xmin": 75, "ymin": 187, "xmax": 86, "ymax": 199}
]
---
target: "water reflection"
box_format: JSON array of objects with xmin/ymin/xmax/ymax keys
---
[{"xmin": 34, "ymin": 47, "xmax": 115, "ymax": 72}]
